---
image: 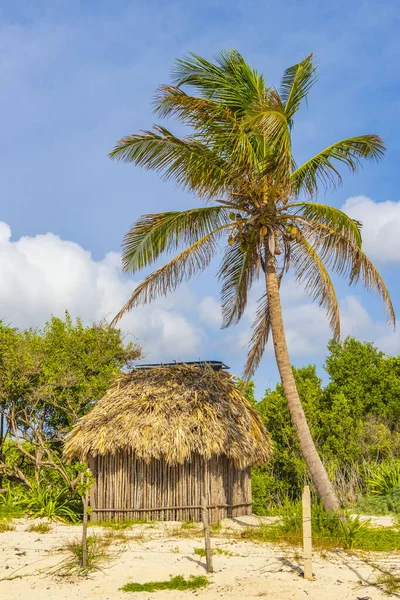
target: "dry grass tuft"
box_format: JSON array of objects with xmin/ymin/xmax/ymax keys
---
[
  {"xmin": 54, "ymin": 535, "xmax": 114, "ymax": 577},
  {"xmin": 376, "ymin": 571, "xmax": 400, "ymax": 595},
  {"xmin": 26, "ymin": 522, "xmax": 52, "ymax": 534},
  {"xmin": 0, "ymin": 521, "xmax": 15, "ymax": 533}
]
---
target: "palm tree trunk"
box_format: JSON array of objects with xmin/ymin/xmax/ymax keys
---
[{"xmin": 265, "ymin": 247, "xmax": 339, "ymax": 512}]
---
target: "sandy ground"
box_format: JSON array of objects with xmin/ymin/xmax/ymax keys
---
[{"xmin": 1, "ymin": 516, "xmax": 399, "ymax": 600}]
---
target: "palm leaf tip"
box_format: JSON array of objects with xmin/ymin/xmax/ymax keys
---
[{"xmin": 280, "ymin": 53, "xmax": 318, "ymax": 119}]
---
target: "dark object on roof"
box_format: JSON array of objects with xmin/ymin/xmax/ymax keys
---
[{"xmin": 134, "ymin": 360, "xmax": 229, "ymax": 371}]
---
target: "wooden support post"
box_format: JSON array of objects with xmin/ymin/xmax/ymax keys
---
[
  {"xmin": 302, "ymin": 485, "xmax": 313, "ymax": 581},
  {"xmin": 81, "ymin": 473, "xmax": 89, "ymax": 569},
  {"xmin": 201, "ymin": 496, "xmax": 213, "ymax": 573}
]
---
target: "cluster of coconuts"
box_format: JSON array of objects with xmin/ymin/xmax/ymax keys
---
[{"xmin": 227, "ymin": 211, "xmax": 300, "ymax": 254}]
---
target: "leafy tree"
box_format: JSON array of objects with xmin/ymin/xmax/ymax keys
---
[
  {"xmin": 109, "ymin": 50, "xmax": 394, "ymax": 510},
  {"xmin": 324, "ymin": 337, "xmax": 400, "ymax": 424},
  {"xmin": 0, "ymin": 313, "xmax": 142, "ymax": 490},
  {"xmin": 253, "ymin": 338, "xmax": 400, "ymax": 512}
]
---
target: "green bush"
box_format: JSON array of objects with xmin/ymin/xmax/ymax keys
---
[
  {"xmin": 0, "ymin": 483, "xmax": 26, "ymax": 518},
  {"xmin": 367, "ymin": 462, "xmax": 400, "ymax": 496},
  {"xmin": 23, "ymin": 483, "xmax": 79, "ymax": 523}
]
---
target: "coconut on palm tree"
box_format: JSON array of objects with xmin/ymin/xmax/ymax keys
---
[{"xmin": 109, "ymin": 51, "xmax": 394, "ymax": 511}]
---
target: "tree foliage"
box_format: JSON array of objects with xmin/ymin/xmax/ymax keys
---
[
  {"xmin": 0, "ymin": 312, "xmax": 142, "ymax": 490},
  {"xmin": 252, "ymin": 337, "xmax": 400, "ymax": 511}
]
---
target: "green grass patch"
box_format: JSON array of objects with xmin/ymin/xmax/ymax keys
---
[
  {"xmin": 241, "ymin": 500, "xmax": 400, "ymax": 552},
  {"xmin": 120, "ymin": 575, "xmax": 209, "ymax": 593},
  {"xmin": 193, "ymin": 546, "xmax": 236, "ymax": 557},
  {"xmin": 26, "ymin": 522, "xmax": 52, "ymax": 533},
  {"xmin": 99, "ymin": 518, "xmax": 149, "ymax": 530},
  {"xmin": 243, "ymin": 522, "xmax": 400, "ymax": 552},
  {"xmin": 209, "ymin": 521, "xmax": 222, "ymax": 533}
]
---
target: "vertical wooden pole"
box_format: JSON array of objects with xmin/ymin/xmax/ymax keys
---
[
  {"xmin": 302, "ymin": 485, "xmax": 313, "ymax": 581},
  {"xmin": 202, "ymin": 460, "xmax": 213, "ymax": 573},
  {"xmin": 81, "ymin": 473, "xmax": 89, "ymax": 569},
  {"xmin": 201, "ymin": 496, "xmax": 213, "ymax": 573}
]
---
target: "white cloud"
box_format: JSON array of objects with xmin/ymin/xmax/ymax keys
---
[
  {"xmin": 0, "ymin": 222, "xmax": 203, "ymax": 361},
  {"xmin": 341, "ymin": 195, "xmax": 400, "ymax": 262},
  {"xmin": 0, "ymin": 220, "xmax": 397, "ymax": 374},
  {"xmin": 198, "ymin": 296, "xmax": 222, "ymax": 327}
]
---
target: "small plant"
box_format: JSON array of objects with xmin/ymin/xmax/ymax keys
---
[
  {"xmin": 193, "ymin": 546, "xmax": 236, "ymax": 557},
  {"xmin": 367, "ymin": 462, "xmax": 400, "ymax": 496},
  {"xmin": 102, "ymin": 529, "xmax": 130, "ymax": 544},
  {"xmin": 0, "ymin": 521, "xmax": 15, "ymax": 532},
  {"xmin": 27, "ymin": 522, "xmax": 52, "ymax": 533},
  {"xmin": 338, "ymin": 514, "xmax": 369, "ymax": 549},
  {"xmin": 171, "ymin": 546, "xmax": 180, "ymax": 553},
  {"xmin": 210, "ymin": 521, "xmax": 222, "ymax": 534},
  {"xmin": 120, "ymin": 575, "xmax": 209, "ymax": 593},
  {"xmin": 56, "ymin": 535, "xmax": 112, "ymax": 576},
  {"xmin": 376, "ymin": 571, "xmax": 400, "ymax": 595},
  {"xmin": 181, "ymin": 520, "xmax": 197, "ymax": 529}
]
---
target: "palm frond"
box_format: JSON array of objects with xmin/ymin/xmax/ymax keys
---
[
  {"xmin": 287, "ymin": 202, "xmax": 362, "ymax": 247},
  {"xmin": 243, "ymin": 268, "xmax": 283, "ymax": 382},
  {"xmin": 291, "ymin": 135, "xmax": 386, "ymax": 196},
  {"xmin": 122, "ymin": 206, "xmax": 230, "ymax": 273},
  {"xmin": 218, "ymin": 233, "xmax": 258, "ymax": 328},
  {"xmin": 111, "ymin": 229, "xmax": 225, "ymax": 325},
  {"xmin": 245, "ymin": 89, "xmax": 294, "ymax": 174},
  {"xmin": 290, "ymin": 233, "xmax": 340, "ymax": 338},
  {"xmin": 349, "ymin": 246, "xmax": 396, "ymax": 327},
  {"xmin": 243, "ymin": 293, "xmax": 271, "ymax": 381},
  {"xmin": 171, "ymin": 50, "xmax": 266, "ymax": 116},
  {"xmin": 292, "ymin": 219, "xmax": 395, "ymax": 327},
  {"xmin": 280, "ymin": 54, "xmax": 317, "ymax": 120},
  {"xmin": 109, "ymin": 125, "xmax": 232, "ymax": 199}
]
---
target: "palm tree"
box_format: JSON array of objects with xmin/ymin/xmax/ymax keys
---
[{"xmin": 109, "ymin": 51, "xmax": 395, "ymax": 511}]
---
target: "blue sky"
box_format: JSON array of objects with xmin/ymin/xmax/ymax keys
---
[{"xmin": 0, "ymin": 0, "xmax": 399, "ymax": 396}]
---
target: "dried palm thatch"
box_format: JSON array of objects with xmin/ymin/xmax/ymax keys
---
[{"xmin": 64, "ymin": 364, "xmax": 271, "ymax": 468}]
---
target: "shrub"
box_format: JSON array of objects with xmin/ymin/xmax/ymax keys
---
[
  {"xmin": 367, "ymin": 462, "xmax": 400, "ymax": 496},
  {"xmin": 0, "ymin": 483, "xmax": 26, "ymax": 518},
  {"xmin": 24, "ymin": 484, "xmax": 79, "ymax": 523}
]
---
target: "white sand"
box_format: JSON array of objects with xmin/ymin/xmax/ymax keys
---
[{"xmin": 1, "ymin": 517, "xmax": 399, "ymax": 600}]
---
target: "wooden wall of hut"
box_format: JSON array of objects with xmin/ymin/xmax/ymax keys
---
[{"xmin": 89, "ymin": 451, "xmax": 252, "ymax": 523}]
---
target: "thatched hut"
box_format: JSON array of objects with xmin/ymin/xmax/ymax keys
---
[{"xmin": 64, "ymin": 362, "xmax": 271, "ymax": 523}]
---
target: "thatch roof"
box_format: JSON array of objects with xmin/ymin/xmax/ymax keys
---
[{"xmin": 64, "ymin": 364, "xmax": 271, "ymax": 468}]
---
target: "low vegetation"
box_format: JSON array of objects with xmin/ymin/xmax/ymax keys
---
[
  {"xmin": 193, "ymin": 546, "xmax": 237, "ymax": 557},
  {"xmin": 55, "ymin": 535, "xmax": 113, "ymax": 576},
  {"xmin": 26, "ymin": 522, "xmax": 52, "ymax": 534},
  {"xmin": 375, "ymin": 571, "xmax": 400, "ymax": 595},
  {"xmin": 0, "ymin": 521, "xmax": 15, "ymax": 533},
  {"xmin": 242, "ymin": 501, "xmax": 400, "ymax": 552},
  {"xmin": 120, "ymin": 575, "xmax": 209, "ymax": 593}
]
